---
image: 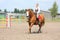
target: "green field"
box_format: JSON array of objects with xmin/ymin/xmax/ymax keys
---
[{"xmin": 45, "ymin": 18, "xmax": 60, "ymax": 22}]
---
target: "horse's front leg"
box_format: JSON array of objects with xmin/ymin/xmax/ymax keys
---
[
  {"xmin": 29, "ymin": 23, "xmax": 33, "ymax": 33},
  {"xmin": 29, "ymin": 26, "xmax": 31, "ymax": 33}
]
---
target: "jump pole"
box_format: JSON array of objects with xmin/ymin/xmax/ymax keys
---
[{"xmin": 6, "ymin": 14, "xmax": 11, "ymax": 28}]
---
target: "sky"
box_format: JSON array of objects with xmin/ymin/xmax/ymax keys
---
[{"xmin": 0, "ymin": 0, "xmax": 60, "ymax": 13}]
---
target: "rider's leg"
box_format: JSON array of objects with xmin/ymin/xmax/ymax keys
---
[{"xmin": 37, "ymin": 13, "xmax": 40, "ymax": 24}]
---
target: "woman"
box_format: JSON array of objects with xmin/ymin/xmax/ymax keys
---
[{"xmin": 34, "ymin": 3, "xmax": 40, "ymax": 18}]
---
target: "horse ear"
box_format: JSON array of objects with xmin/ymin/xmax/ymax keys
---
[{"xmin": 30, "ymin": 9, "xmax": 33, "ymax": 11}]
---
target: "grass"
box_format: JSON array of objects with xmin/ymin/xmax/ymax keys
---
[
  {"xmin": 0, "ymin": 18, "xmax": 60, "ymax": 24},
  {"xmin": 0, "ymin": 26, "xmax": 6, "ymax": 28},
  {"xmin": 45, "ymin": 18, "xmax": 60, "ymax": 22}
]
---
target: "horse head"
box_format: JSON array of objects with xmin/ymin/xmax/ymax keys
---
[
  {"xmin": 26, "ymin": 9, "xmax": 30, "ymax": 17},
  {"xmin": 26, "ymin": 9, "xmax": 35, "ymax": 17}
]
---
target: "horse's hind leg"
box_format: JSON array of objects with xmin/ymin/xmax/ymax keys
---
[
  {"xmin": 38, "ymin": 24, "xmax": 42, "ymax": 33},
  {"xmin": 29, "ymin": 26, "xmax": 31, "ymax": 33}
]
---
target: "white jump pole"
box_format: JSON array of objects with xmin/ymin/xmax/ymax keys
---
[
  {"xmin": 8, "ymin": 14, "xmax": 10, "ymax": 28},
  {"xmin": 6, "ymin": 13, "xmax": 21, "ymax": 28},
  {"xmin": 6, "ymin": 13, "xmax": 11, "ymax": 28}
]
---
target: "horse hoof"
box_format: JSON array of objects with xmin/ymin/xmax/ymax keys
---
[
  {"xmin": 40, "ymin": 31, "xmax": 42, "ymax": 33},
  {"xmin": 37, "ymin": 31, "xmax": 40, "ymax": 33},
  {"xmin": 37, "ymin": 31, "xmax": 42, "ymax": 33}
]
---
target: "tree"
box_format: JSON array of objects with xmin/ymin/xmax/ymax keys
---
[
  {"xmin": 19, "ymin": 9, "xmax": 26, "ymax": 13},
  {"xmin": 4, "ymin": 9, "xmax": 7, "ymax": 13},
  {"xmin": 0, "ymin": 9, "xmax": 2, "ymax": 11},
  {"xmin": 49, "ymin": 2, "xmax": 58, "ymax": 20},
  {"xmin": 14, "ymin": 8, "xmax": 20, "ymax": 13},
  {"xmin": 14, "ymin": 8, "xmax": 17, "ymax": 13}
]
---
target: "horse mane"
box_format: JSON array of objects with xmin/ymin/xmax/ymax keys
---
[{"xmin": 29, "ymin": 9, "xmax": 35, "ymax": 16}]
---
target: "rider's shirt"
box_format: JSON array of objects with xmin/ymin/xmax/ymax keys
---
[
  {"xmin": 34, "ymin": 7, "xmax": 40, "ymax": 18},
  {"xmin": 35, "ymin": 7, "xmax": 40, "ymax": 13}
]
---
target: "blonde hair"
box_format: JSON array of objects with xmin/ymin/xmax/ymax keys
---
[{"xmin": 36, "ymin": 3, "xmax": 39, "ymax": 8}]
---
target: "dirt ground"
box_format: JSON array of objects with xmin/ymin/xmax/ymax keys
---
[{"xmin": 0, "ymin": 22, "xmax": 60, "ymax": 40}]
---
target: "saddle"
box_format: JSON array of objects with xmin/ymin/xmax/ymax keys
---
[
  {"xmin": 34, "ymin": 15, "xmax": 40, "ymax": 25},
  {"xmin": 34, "ymin": 13, "xmax": 39, "ymax": 21}
]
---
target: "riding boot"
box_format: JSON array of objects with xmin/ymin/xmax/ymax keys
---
[
  {"xmin": 37, "ymin": 17, "xmax": 40, "ymax": 24},
  {"xmin": 37, "ymin": 18, "xmax": 40, "ymax": 24}
]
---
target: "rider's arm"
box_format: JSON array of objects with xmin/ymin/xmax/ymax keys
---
[
  {"xmin": 37, "ymin": 7, "xmax": 40, "ymax": 17},
  {"xmin": 37, "ymin": 7, "xmax": 40, "ymax": 13}
]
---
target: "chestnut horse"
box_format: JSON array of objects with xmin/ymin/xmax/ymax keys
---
[{"xmin": 26, "ymin": 9, "xmax": 45, "ymax": 33}]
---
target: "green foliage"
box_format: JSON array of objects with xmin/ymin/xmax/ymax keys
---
[
  {"xmin": 4, "ymin": 9, "xmax": 7, "ymax": 13},
  {"xmin": 14, "ymin": 8, "xmax": 26, "ymax": 13},
  {"xmin": 14, "ymin": 8, "xmax": 20, "ymax": 13},
  {"xmin": 20, "ymin": 9, "xmax": 26, "ymax": 13},
  {"xmin": 14, "ymin": 8, "xmax": 33, "ymax": 13},
  {"xmin": 0, "ymin": 15, "xmax": 5, "ymax": 19},
  {"xmin": 0, "ymin": 9, "xmax": 2, "ymax": 11},
  {"xmin": 49, "ymin": 2, "xmax": 58, "ymax": 19}
]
